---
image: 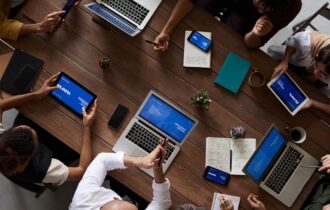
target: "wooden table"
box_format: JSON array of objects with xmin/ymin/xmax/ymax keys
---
[{"xmin": 1, "ymin": 0, "xmax": 329, "ymax": 209}]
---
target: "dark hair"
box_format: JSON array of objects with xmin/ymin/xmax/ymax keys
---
[
  {"xmin": 262, "ymin": 0, "xmax": 290, "ymax": 10},
  {"xmin": 315, "ymin": 44, "xmax": 330, "ymax": 74},
  {"xmin": 0, "ymin": 127, "xmax": 36, "ymax": 174}
]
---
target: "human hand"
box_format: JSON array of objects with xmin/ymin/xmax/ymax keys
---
[
  {"xmin": 82, "ymin": 99, "xmax": 97, "ymax": 128},
  {"xmin": 37, "ymin": 11, "xmax": 64, "ymax": 32},
  {"xmin": 252, "ymin": 16, "xmax": 273, "ymax": 37},
  {"xmin": 319, "ymin": 154, "xmax": 330, "ymax": 174},
  {"xmin": 35, "ymin": 72, "xmax": 60, "ymax": 98},
  {"xmin": 153, "ymin": 32, "xmax": 170, "ymax": 52},
  {"xmin": 301, "ymin": 99, "xmax": 315, "ymax": 110},
  {"xmin": 247, "ymin": 194, "xmax": 266, "ymax": 210},
  {"xmin": 139, "ymin": 140, "xmax": 167, "ymax": 169},
  {"xmin": 219, "ymin": 195, "xmax": 234, "ymax": 210},
  {"xmin": 272, "ymin": 61, "xmax": 288, "ymax": 79}
]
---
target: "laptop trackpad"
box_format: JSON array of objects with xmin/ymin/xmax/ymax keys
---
[{"xmin": 131, "ymin": 148, "xmax": 147, "ymax": 157}]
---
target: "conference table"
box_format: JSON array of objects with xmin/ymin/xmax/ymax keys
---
[{"xmin": 1, "ymin": 0, "xmax": 330, "ymax": 209}]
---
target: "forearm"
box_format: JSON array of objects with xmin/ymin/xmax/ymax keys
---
[
  {"xmin": 78, "ymin": 127, "xmax": 93, "ymax": 170},
  {"xmin": 311, "ymin": 100, "xmax": 330, "ymax": 115},
  {"xmin": 153, "ymin": 166, "xmax": 165, "ymax": 184},
  {"xmin": 244, "ymin": 31, "xmax": 262, "ymax": 48},
  {"xmin": 124, "ymin": 154, "xmax": 142, "ymax": 167},
  {"xmin": 0, "ymin": 92, "xmax": 39, "ymax": 112},
  {"xmin": 20, "ymin": 23, "xmax": 42, "ymax": 36},
  {"xmin": 161, "ymin": 0, "xmax": 194, "ymax": 35}
]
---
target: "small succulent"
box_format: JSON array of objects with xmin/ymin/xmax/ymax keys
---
[
  {"xmin": 191, "ymin": 90, "xmax": 212, "ymax": 110},
  {"xmin": 99, "ymin": 56, "xmax": 110, "ymax": 69},
  {"xmin": 230, "ymin": 124, "xmax": 246, "ymax": 139}
]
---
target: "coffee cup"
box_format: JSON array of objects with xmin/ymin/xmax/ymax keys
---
[
  {"xmin": 289, "ymin": 126, "xmax": 306, "ymax": 144},
  {"xmin": 248, "ymin": 71, "xmax": 265, "ymax": 88}
]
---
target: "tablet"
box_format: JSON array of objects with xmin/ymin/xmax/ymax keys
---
[
  {"xmin": 50, "ymin": 72, "xmax": 97, "ymax": 117},
  {"xmin": 267, "ymin": 73, "xmax": 309, "ymax": 116}
]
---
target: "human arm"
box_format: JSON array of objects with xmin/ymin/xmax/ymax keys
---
[
  {"xmin": 244, "ymin": 16, "xmax": 273, "ymax": 49},
  {"xmin": 302, "ymin": 99, "xmax": 330, "ymax": 115},
  {"xmin": 319, "ymin": 154, "xmax": 330, "ymax": 174},
  {"xmin": 153, "ymin": 0, "xmax": 194, "ymax": 51},
  {"xmin": 19, "ymin": 11, "xmax": 64, "ymax": 36},
  {"xmin": 247, "ymin": 194, "xmax": 266, "ymax": 210},
  {"xmin": 271, "ymin": 46, "xmax": 296, "ymax": 79},
  {"xmin": 0, "ymin": 72, "xmax": 59, "ymax": 115},
  {"xmin": 67, "ymin": 100, "xmax": 97, "ymax": 180}
]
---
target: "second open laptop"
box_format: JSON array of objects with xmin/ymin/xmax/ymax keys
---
[
  {"xmin": 85, "ymin": 0, "xmax": 162, "ymax": 36},
  {"xmin": 243, "ymin": 125, "xmax": 318, "ymax": 207},
  {"xmin": 113, "ymin": 90, "xmax": 198, "ymax": 177}
]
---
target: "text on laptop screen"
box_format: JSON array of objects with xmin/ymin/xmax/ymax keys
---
[
  {"xmin": 139, "ymin": 94, "xmax": 195, "ymax": 143},
  {"xmin": 270, "ymin": 74, "xmax": 306, "ymax": 111},
  {"xmin": 51, "ymin": 74, "xmax": 95, "ymax": 116},
  {"xmin": 245, "ymin": 127, "xmax": 286, "ymax": 182}
]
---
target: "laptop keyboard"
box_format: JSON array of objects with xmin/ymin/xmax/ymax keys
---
[
  {"xmin": 102, "ymin": 0, "xmax": 149, "ymax": 25},
  {"xmin": 87, "ymin": 3, "xmax": 136, "ymax": 35},
  {"xmin": 265, "ymin": 146, "xmax": 304, "ymax": 194},
  {"xmin": 126, "ymin": 122, "xmax": 175, "ymax": 163}
]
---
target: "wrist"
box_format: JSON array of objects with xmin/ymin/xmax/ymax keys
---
[
  {"xmin": 33, "ymin": 23, "xmax": 43, "ymax": 32},
  {"xmin": 153, "ymin": 167, "xmax": 165, "ymax": 183}
]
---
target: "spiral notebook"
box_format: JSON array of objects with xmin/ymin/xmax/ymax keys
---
[{"xmin": 211, "ymin": 193, "xmax": 240, "ymax": 210}]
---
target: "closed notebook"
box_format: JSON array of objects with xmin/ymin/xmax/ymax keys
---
[
  {"xmin": 0, "ymin": 49, "xmax": 43, "ymax": 95},
  {"xmin": 214, "ymin": 52, "xmax": 251, "ymax": 93}
]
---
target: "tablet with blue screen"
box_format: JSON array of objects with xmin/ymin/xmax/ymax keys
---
[
  {"xmin": 50, "ymin": 72, "xmax": 97, "ymax": 117},
  {"xmin": 267, "ymin": 73, "xmax": 309, "ymax": 116}
]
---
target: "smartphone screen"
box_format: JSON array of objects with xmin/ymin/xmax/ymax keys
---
[
  {"xmin": 108, "ymin": 104, "xmax": 129, "ymax": 129},
  {"xmin": 14, "ymin": 64, "xmax": 37, "ymax": 90},
  {"xmin": 187, "ymin": 31, "xmax": 212, "ymax": 52},
  {"xmin": 203, "ymin": 166, "xmax": 230, "ymax": 185},
  {"xmin": 61, "ymin": 0, "xmax": 77, "ymax": 18}
]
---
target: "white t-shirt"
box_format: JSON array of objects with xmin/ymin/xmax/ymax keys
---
[
  {"xmin": 69, "ymin": 152, "xmax": 172, "ymax": 210},
  {"xmin": 10, "ymin": 0, "xmax": 25, "ymax": 8},
  {"xmin": 0, "ymin": 122, "xmax": 69, "ymax": 185}
]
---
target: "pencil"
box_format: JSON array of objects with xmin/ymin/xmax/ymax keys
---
[{"xmin": 145, "ymin": 40, "xmax": 158, "ymax": 46}]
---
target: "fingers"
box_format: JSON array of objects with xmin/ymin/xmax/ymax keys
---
[
  {"xmin": 47, "ymin": 11, "xmax": 65, "ymax": 18},
  {"xmin": 89, "ymin": 99, "xmax": 98, "ymax": 113},
  {"xmin": 82, "ymin": 107, "xmax": 87, "ymax": 117},
  {"xmin": 321, "ymin": 155, "xmax": 330, "ymax": 162}
]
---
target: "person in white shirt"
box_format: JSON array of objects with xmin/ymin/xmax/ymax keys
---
[{"xmin": 70, "ymin": 140, "xmax": 171, "ymax": 210}]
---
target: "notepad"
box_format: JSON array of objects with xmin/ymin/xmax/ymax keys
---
[
  {"xmin": 214, "ymin": 52, "xmax": 251, "ymax": 93},
  {"xmin": 211, "ymin": 193, "xmax": 240, "ymax": 210},
  {"xmin": 206, "ymin": 137, "xmax": 256, "ymax": 175},
  {"xmin": 183, "ymin": 31, "xmax": 211, "ymax": 68}
]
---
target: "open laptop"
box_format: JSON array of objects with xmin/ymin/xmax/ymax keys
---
[
  {"xmin": 243, "ymin": 125, "xmax": 318, "ymax": 207},
  {"xmin": 113, "ymin": 90, "xmax": 198, "ymax": 177},
  {"xmin": 85, "ymin": 0, "xmax": 162, "ymax": 36}
]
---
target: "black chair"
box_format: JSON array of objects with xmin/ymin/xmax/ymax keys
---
[{"xmin": 292, "ymin": 2, "xmax": 330, "ymax": 35}]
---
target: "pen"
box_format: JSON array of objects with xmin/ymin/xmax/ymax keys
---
[
  {"xmin": 158, "ymin": 138, "xmax": 167, "ymax": 166},
  {"xmin": 301, "ymin": 165, "xmax": 321, "ymax": 168},
  {"xmin": 145, "ymin": 40, "xmax": 158, "ymax": 46}
]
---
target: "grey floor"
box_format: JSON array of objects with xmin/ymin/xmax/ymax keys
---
[{"xmin": 1, "ymin": 0, "xmax": 329, "ymax": 209}]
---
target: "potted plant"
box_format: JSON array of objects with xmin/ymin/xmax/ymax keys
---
[
  {"xmin": 191, "ymin": 90, "xmax": 212, "ymax": 110},
  {"xmin": 99, "ymin": 56, "xmax": 111, "ymax": 70}
]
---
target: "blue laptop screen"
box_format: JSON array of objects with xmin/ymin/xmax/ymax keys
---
[
  {"xmin": 245, "ymin": 127, "xmax": 286, "ymax": 182},
  {"xmin": 270, "ymin": 74, "xmax": 307, "ymax": 111},
  {"xmin": 139, "ymin": 94, "xmax": 196, "ymax": 143}
]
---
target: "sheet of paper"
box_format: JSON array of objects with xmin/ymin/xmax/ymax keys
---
[
  {"xmin": 206, "ymin": 137, "xmax": 231, "ymax": 173},
  {"xmin": 231, "ymin": 138, "xmax": 256, "ymax": 175},
  {"xmin": 211, "ymin": 193, "xmax": 240, "ymax": 210},
  {"xmin": 183, "ymin": 30, "xmax": 211, "ymax": 68}
]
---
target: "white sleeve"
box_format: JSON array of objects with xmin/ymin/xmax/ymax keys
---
[
  {"xmin": 79, "ymin": 152, "xmax": 126, "ymax": 188},
  {"xmin": 42, "ymin": 158, "xmax": 69, "ymax": 185},
  {"xmin": 146, "ymin": 178, "xmax": 172, "ymax": 210}
]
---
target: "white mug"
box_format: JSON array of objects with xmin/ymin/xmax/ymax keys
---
[{"xmin": 289, "ymin": 126, "xmax": 306, "ymax": 144}]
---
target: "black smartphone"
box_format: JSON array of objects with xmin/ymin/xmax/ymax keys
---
[
  {"xmin": 187, "ymin": 31, "xmax": 212, "ymax": 52},
  {"xmin": 14, "ymin": 64, "xmax": 37, "ymax": 91},
  {"xmin": 108, "ymin": 104, "xmax": 129, "ymax": 129},
  {"xmin": 203, "ymin": 166, "xmax": 230, "ymax": 185},
  {"xmin": 60, "ymin": 0, "xmax": 77, "ymax": 18}
]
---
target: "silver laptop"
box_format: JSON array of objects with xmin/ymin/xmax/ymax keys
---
[
  {"xmin": 243, "ymin": 125, "xmax": 319, "ymax": 207},
  {"xmin": 113, "ymin": 90, "xmax": 198, "ymax": 177},
  {"xmin": 85, "ymin": 0, "xmax": 162, "ymax": 36}
]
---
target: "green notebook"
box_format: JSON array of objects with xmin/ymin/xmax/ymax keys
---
[{"xmin": 214, "ymin": 52, "xmax": 251, "ymax": 93}]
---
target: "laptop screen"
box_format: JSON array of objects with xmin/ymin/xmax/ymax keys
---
[
  {"xmin": 269, "ymin": 74, "xmax": 307, "ymax": 111},
  {"xmin": 138, "ymin": 94, "xmax": 196, "ymax": 143},
  {"xmin": 244, "ymin": 127, "xmax": 286, "ymax": 182}
]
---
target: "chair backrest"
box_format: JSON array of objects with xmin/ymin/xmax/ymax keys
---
[{"xmin": 292, "ymin": 2, "xmax": 330, "ymax": 35}]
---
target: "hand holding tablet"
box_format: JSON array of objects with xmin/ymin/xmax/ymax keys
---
[{"xmin": 50, "ymin": 72, "xmax": 97, "ymax": 117}]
